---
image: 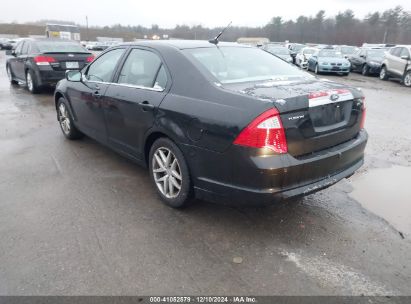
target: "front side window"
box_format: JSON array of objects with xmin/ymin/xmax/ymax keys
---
[
  {"xmin": 118, "ymin": 49, "xmax": 165, "ymax": 89},
  {"xmin": 86, "ymin": 48, "xmax": 125, "ymax": 83},
  {"xmin": 14, "ymin": 41, "xmax": 24, "ymax": 55},
  {"xmin": 184, "ymin": 47, "xmax": 310, "ymax": 84}
]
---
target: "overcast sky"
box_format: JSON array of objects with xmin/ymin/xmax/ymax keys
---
[{"xmin": 1, "ymin": 0, "xmax": 410, "ymax": 28}]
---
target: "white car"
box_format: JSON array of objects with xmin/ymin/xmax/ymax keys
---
[{"xmin": 295, "ymin": 47, "xmax": 317, "ymax": 69}]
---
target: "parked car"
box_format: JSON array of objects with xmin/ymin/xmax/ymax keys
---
[
  {"xmin": 288, "ymin": 43, "xmax": 305, "ymax": 64},
  {"xmin": 335, "ymin": 45, "xmax": 359, "ymax": 58},
  {"xmin": 87, "ymin": 41, "xmax": 109, "ymax": 51},
  {"xmin": 380, "ymin": 45, "xmax": 411, "ymax": 87},
  {"xmin": 349, "ymin": 48, "xmax": 386, "ymax": 76},
  {"xmin": 0, "ymin": 38, "xmax": 13, "ymax": 50},
  {"xmin": 262, "ymin": 44, "xmax": 293, "ymax": 63},
  {"xmin": 6, "ymin": 38, "xmax": 94, "ymax": 93},
  {"xmin": 54, "ymin": 40, "xmax": 367, "ymax": 208},
  {"xmin": 307, "ymin": 49, "xmax": 351, "ymax": 75},
  {"xmin": 295, "ymin": 47, "xmax": 317, "ymax": 69}
]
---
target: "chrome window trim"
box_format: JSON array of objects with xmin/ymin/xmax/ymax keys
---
[{"xmin": 81, "ymin": 75, "xmax": 165, "ymax": 92}]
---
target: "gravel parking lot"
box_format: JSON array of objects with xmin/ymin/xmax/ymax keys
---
[{"xmin": 0, "ymin": 49, "xmax": 411, "ymax": 296}]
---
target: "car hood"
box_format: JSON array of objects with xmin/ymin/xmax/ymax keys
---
[
  {"xmin": 276, "ymin": 54, "xmax": 291, "ymax": 60},
  {"xmin": 222, "ymin": 77, "xmax": 363, "ymax": 112},
  {"xmin": 318, "ymin": 57, "xmax": 349, "ymax": 64},
  {"xmin": 367, "ymin": 58, "xmax": 384, "ymax": 64}
]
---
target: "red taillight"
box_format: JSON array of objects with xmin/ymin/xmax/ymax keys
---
[
  {"xmin": 360, "ymin": 97, "xmax": 366, "ymax": 129},
  {"xmin": 234, "ymin": 108, "xmax": 288, "ymax": 153},
  {"xmin": 86, "ymin": 55, "xmax": 95, "ymax": 63},
  {"xmin": 34, "ymin": 55, "xmax": 56, "ymax": 65}
]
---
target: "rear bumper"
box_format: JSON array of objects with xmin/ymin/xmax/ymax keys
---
[
  {"xmin": 35, "ymin": 69, "xmax": 67, "ymax": 86},
  {"xmin": 190, "ymin": 130, "xmax": 368, "ymax": 205}
]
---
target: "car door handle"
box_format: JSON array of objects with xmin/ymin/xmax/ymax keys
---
[{"xmin": 139, "ymin": 101, "xmax": 155, "ymax": 111}]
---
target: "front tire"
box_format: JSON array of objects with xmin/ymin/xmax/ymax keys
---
[
  {"xmin": 380, "ymin": 66, "xmax": 388, "ymax": 80},
  {"xmin": 403, "ymin": 71, "xmax": 411, "ymax": 87},
  {"xmin": 26, "ymin": 69, "xmax": 40, "ymax": 94},
  {"xmin": 6, "ymin": 65, "xmax": 18, "ymax": 85},
  {"xmin": 362, "ymin": 64, "xmax": 369, "ymax": 76},
  {"xmin": 315, "ymin": 64, "xmax": 320, "ymax": 74},
  {"xmin": 57, "ymin": 98, "xmax": 84, "ymax": 140},
  {"xmin": 149, "ymin": 138, "xmax": 192, "ymax": 208}
]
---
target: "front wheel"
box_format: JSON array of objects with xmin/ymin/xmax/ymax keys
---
[
  {"xmin": 6, "ymin": 65, "xmax": 18, "ymax": 85},
  {"xmin": 57, "ymin": 98, "xmax": 84, "ymax": 140},
  {"xmin": 149, "ymin": 138, "xmax": 192, "ymax": 208},
  {"xmin": 314, "ymin": 64, "xmax": 320, "ymax": 74},
  {"xmin": 403, "ymin": 71, "xmax": 411, "ymax": 87},
  {"xmin": 380, "ymin": 66, "xmax": 388, "ymax": 80},
  {"xmin": 362, "ymin": 64, "xmax": 369, "ymax": 76}
]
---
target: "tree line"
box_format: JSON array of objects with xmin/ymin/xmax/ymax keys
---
[{"xmin": 1, "ymin": 6, "xmax": 410, "ymax": 45}]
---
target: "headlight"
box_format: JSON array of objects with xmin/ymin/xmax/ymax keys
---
[{"xmin": 320, "ymin": 62, "xmax": 328, "ymax": 65}]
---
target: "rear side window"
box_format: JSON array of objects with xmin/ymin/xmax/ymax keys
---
[
  {"xmin": 400, "ymin": 48, "xmax": 410, "ymax": 58},
  {"xmin": 118, "ymin": 49, "xmax": 165, "ymax": 89},
  {"xmin": 86, "ymin": 48, "xmax": 125, "ymax": 83},
  {"xmin": 14, "ymin": 41, "xmax": 24, "ymax": 55}
]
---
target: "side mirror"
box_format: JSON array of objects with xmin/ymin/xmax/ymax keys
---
[
  {"xmin": 65, "ymin": 70, "xmax": 82, "ymax": 82},
  {"xmin": 401, "ymin": 55, "xmax": 410, "ymax": 60}
]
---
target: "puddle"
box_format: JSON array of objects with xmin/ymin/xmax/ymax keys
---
[{"xmin": 350, "ymin": 166, "xmax": 411, "ymax": 237}]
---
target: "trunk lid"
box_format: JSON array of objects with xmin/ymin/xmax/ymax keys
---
[
  {"xmin": 224, "ymin": 78, "xmax": 365, "ymax": 157},
  {"xmin": 40, "ymin": 52, "xmax": 92, "ymax": 71}
]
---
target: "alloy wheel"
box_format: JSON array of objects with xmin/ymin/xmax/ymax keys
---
[
  {"xmin": 404, "ymin": 73, "xmax": 411, "ymax": 87},
  {"xmin": 380, "ymin": 68, "xmax": 386, "ymax": 80},
  {"xmin": 6, "ymin": 66, "xmax": 12, "ymax": 81},
  {"xmin": 152, "ymin": 147, "xmax": 182, "ymax": 199},
  {"xmin": 26, "ymin": 72, "xmax": 33, "ymax": 91},
  {"xmin": 58, "ymin": 103, "xmax": 71, "ymax": 135}
]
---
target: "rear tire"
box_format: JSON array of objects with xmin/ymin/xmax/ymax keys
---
[
  {"xmin": 57, "ymin": 98, "xmax": 84, "ymax": 140},
  {"xmin": 26, "ymin": 69, "xmax": 40, "ymax": 94},
  {"xmin": 380, "ymin": 66, "xmax": 388, "ymax": 80},
  {"xmin": 6, "ymin": 65, "xmax": 18, "ymax": 85},
  {"xmin": 362, "ymin": 64, "xmax": 369, "ymax": 76},
  {"xmin": 149, "ymin": 137, "xmax": 192, "ymax": 208},
  {"xmin": 403, "ymin": 71, "xmax": 411, "ymax": 87}
]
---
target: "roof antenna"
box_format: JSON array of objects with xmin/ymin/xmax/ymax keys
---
[{"xmin": 209, "ymin": 21, "xmax": 232, "ymax": 45}]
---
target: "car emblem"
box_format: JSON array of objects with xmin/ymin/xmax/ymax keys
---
[{"xmin": 330, "ymin": 94, "xmax": 339, "ymax": 101}]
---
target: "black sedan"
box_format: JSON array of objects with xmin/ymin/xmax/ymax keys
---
[
  {"xmin": 6, "ymin": 38, "xmax": 94, "ymax": 93},
  {"xmin": 54, "ymin": 40, "xmax": 367, "ymax": 208},
  {"xmin": 348, "ymin": 48, "xmax": 386, "ymax": 76}
]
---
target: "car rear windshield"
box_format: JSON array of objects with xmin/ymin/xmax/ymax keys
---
[
  {"xmin": 319, "ymin": 50, "xmax": 342, "ymax": 58},
  {"xmin": 35, "ymin": 41, "xmax": 88, "ymax": 53},
  {"xmin": 184, "ymin": 47, "xmax": 310, "ymax": 84}
]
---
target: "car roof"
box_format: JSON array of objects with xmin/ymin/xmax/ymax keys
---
[{"xmin": 118, "ymin": 40, "xmax": 249, "ymax": 50}]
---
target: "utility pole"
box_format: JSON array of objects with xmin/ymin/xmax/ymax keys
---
[{"xmin": 86, "ymin": 16, "xmax": 89, "ymax": 41}]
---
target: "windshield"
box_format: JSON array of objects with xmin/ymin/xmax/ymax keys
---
[
  {"xmin": 367, "ymin": 49, "xmax": 385, "ymax": 59},
  {"xmin": 318, "ymin": 50, "xmax": 342, "ymax": 58},
  {"xmin": 267, "ymin": 47, "xmax": 289, "ymax": 55},
  {"xmin": 340, "ymin": 46, "xmax": 357, "ymax": 54},
  {"xmin": 184, "ymin": 47, "xmax": 311, "ymax": 84},
  {"xmin": 293, "ymin": 44, "xmax": 305, "ymax": 52},
  {"xmin": 35, "ymin": 41, "xmax": 89, "ymax": 53}
]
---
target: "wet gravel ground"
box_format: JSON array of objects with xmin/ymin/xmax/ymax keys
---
[{"xmin": 0, "ymin": 50, "xmax": 410, "ymax": 296}]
